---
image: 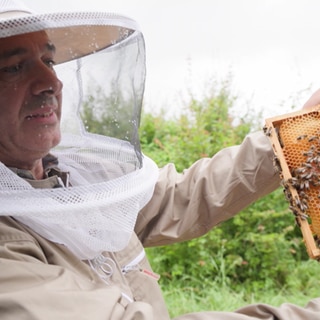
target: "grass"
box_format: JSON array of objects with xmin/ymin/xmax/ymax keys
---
[
  {"xmin": 162, "ymin": 282, "xmax": 319, "ymax": 318},
  {"xmin": 158, "ymin": 259, "xmax": 320, "ymax": 318}
]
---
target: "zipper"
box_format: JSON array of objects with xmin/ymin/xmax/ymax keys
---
[
  {"xmin": 121, "ymin": 249, "xmax": 160, "ymax": 281},
  {"xmin": 122, "ymin": 249, "xmax": 145, "ymax": 273}
]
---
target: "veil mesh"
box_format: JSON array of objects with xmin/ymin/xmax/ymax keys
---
[{"xmin": 0, "ymin": 1, "xmax": 159, "ymax": 259}]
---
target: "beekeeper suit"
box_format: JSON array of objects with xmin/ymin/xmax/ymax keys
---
[{"xmin": 0, "ymin": 0, "xmax": 319, "ymax": 319}]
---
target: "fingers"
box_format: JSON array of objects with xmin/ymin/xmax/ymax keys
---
[{"xmin": 303, "ymin": 88, "xmax": 320, "ymax": 109}]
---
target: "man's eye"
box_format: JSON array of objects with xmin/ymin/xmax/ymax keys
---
[
  {"xmin": 2, "ymin": 64, "xmax": 22, "ymax": 74},
  {"xmin": 0, "ymin": 64, "xmax": 23, "ymax": 82},
  {"xmin": 45, "ymin": 59, "xmax": 56, "ymax": 69}
]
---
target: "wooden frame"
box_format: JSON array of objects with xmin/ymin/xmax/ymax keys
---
[{"xmin": 265, "ymin": 107, "xmax": 320, "ymax": 260}]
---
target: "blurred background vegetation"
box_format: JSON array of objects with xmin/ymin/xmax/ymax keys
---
[
  {"xmin": 83, "ymin": 76, "xmax": 319, "ymax": 317},
  {"xmin": 138, "ymin": 78, "xmax": 319, "ymax": 317}
]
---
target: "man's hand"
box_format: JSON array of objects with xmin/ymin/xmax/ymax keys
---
[{"xmin": 303, "ymin": 89, "xmax": 320, "ymax": 109}]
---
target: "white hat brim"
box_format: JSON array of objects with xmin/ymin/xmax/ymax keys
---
[{"xmin": 0, "ymin": 11, "xmax": 139, "ymax": 64}]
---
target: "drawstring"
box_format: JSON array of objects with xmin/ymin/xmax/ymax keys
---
[{"xmin": 88, "ymin": 252, "xmax": 116, "ymax": 284}]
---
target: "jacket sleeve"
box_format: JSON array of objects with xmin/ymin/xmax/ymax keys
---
[{"xmin": 135, "ymin": 131, "xmax": 280, "ymax": 247}]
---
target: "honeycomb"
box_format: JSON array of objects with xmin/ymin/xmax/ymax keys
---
[
  {"xmin": 264, "ymin": 106, "xmax": 320, "ymax": 259},
  {"xmin": 279, "ymin": 112, "xmax": 320, "ymax": 237}
]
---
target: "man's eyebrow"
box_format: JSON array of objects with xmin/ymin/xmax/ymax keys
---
[
  {"xmin": 0, "ymin": 47, "xmax": 27, "ymax": 60},
  {"xmin": 0, "ymin": 42, "xmax": 56, "ymax": 60},
  {"xmin": 46, "ymin": 42, "xmax": 56, "ymax": 54}
]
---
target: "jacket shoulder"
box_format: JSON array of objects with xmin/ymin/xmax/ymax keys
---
[
  {"xmin": 0, "ymin": 216, "xmax": 36, "ymax": 242},
  {"xmin": 0, "ymin": 216, "xmax": 46, "ymax": 262}
]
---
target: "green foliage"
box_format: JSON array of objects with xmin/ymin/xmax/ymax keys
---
[
  {"xmin": 140, "ymin": 79, "xmax": 254, "ymax": 171},
  {"xmin": 80, "ymin": 85, "xmax": 137, "ymax": 141},
  {"xmin": 139, "ymin": 78, "xmax": 319, "ymax": 305}
]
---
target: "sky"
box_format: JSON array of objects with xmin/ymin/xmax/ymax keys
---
[{"xmin": 27, "ymin": 0, "xmax": 320, "ymax": 122}]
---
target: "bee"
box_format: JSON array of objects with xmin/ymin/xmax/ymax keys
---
[
  {"xmin": 303, "ymin": 163, "xmax": 313, "ymax": 169},
  {"xmin": 299, "ymin": 191, "xmax": 309, "ymax": 199},
  {"xmin": 301, "ymin": 198, "xmax": 309, "ymax": 207},
  {"xmin": 300, "ymin": 202, "xmax": 308, "ymax": 212},
  {"xmin": 299, "ymin": 180, "xmax": 310, "ymax": 190},
  {"xmin": 295, "ymin": 217, "xmax": 302, "ymax": 227},
  {"xmin": 283, "ymin": 186, "xmax": 292, "ymax": 199},
  {"xmin": 305, "ymin": 180, "xmax": 310, "ymax": 190},
  {"xmin": 263, "ymin": 126, "xmax": 272, "ymax": 137},
  {"xmin": 300, "ymin": 172, "xmax": 313, "ymax": 180},
  {"xmin": 289, "ymin": 205, "xmax": 299, "ymax": 216},
  {"xmin": 306, "ymin": 157, "xmax": 314, "ymax": 163},
  {"xmin": 297, "ymin": 134, "xmax": 308, "ymax": 140},
  {"xmin": 280, "ymin": 179, "xmax": 286, "ymax": 187},
  {"xmin": 272, "ymin": 156, "xmax": 282, "ymax": 173},
  {"xmin": 289, "ymin": 176, "xmax": 299, "ymax": 183},
  {"xmin": 303, "ymin": 151, "xmax": 314, "ymax": 157},
  {"xmin": 308, "ymin": 156, "xmax": 320, "ymax": 164},
  {"xmin": 294, "ymin": 196, "xmax": 302, "ymax": 207},
  {"xmin": 308, "ymin": 136, "xmax": 319, "ymax": 142},
  {"xmin": 289, "ymin": 206, "xmax": 308, "ymax": 220},
  {"xmin": 299, "ymin": 213, "xmax": 309, "ymax": 220}
]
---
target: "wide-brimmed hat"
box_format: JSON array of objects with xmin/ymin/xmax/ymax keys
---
[{"xmin": 0, "ymin": 0, "xmax": 139, "ymax": 64}]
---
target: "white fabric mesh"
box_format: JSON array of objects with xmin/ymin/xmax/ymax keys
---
[{"xmin": 7, "ymin": 133, "xmax": 159, "ymax": 260}]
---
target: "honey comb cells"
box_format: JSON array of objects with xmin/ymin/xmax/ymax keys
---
[{"xmin": 265, "ymin": 106, "xmax": 320, "ymax": 260}]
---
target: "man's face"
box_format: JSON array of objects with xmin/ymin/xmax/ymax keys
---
[{"xmin": 0, "ymin": 31, "xmax": 63, "ymax": 167}]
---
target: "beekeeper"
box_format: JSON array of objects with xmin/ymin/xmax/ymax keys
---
[{"xmin": 0, "ymin": 0, "xmax": 319, "ymax": 319}]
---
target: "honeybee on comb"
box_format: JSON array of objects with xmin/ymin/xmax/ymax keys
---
[{"xmin": 264, "ymin": 106, "xmax": 320, "ymax": 260}]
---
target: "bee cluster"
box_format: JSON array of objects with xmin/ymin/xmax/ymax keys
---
[{"xmin": 283, "ymin": 134, "xmax": 320, "ymax": 223}]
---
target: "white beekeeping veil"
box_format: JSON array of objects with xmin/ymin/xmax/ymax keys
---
[{"xmin": 0, "ymin": 0, "xmax": 159, "ymax": 259}]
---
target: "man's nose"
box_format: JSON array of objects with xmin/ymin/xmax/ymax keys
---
[{"xmin": 31, "ymin": 61, "xmax": 63, "ymax": 96}]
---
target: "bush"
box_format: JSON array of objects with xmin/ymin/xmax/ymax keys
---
[
  {"xmin": 140, "ymin": 79, "xmax": 318, "ymax": 297},
  {"xmin": 140, "ymin": 78, "xmax": 254, "ymax": 171}
]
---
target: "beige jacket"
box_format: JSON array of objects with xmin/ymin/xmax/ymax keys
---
[{"xmin": 0, "ymin": 131, "xmax": 319, "ymax": 319}]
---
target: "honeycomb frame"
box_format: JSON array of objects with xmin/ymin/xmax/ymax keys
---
[{"xmin": 264, "ymin": 105, "xmax": 320, "ymax": 260}]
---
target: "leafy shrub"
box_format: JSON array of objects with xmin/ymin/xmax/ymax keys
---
[
  {"xmin": 140, "ymin": 79, "xmax": 254, "ymax": 171},
  {"xmin": 140, "ymin": 79, "xmax": 318, "ymax": 296}
]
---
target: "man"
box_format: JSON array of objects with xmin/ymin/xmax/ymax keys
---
[{"xmin": 0, "ymin": 0, "xmax": 319, "ymax": 319}]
